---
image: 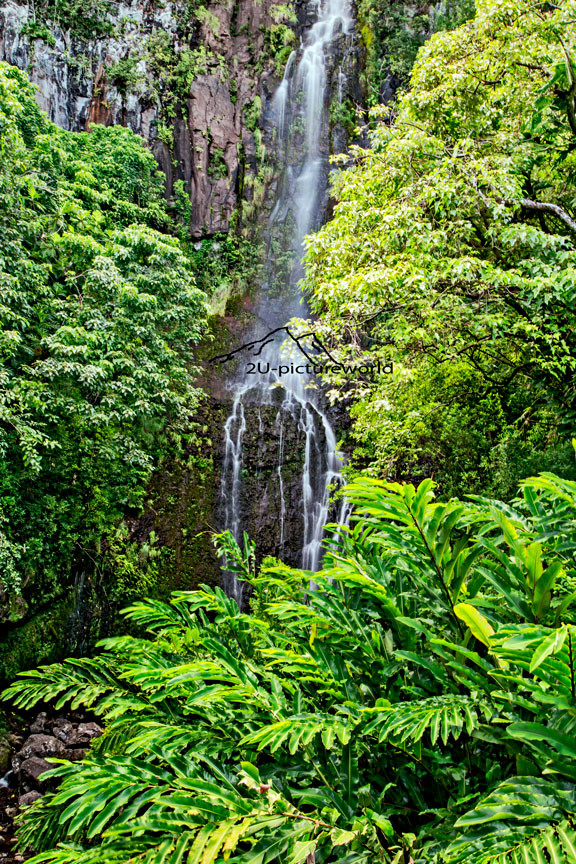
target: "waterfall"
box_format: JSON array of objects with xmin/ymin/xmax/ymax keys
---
[
  {"xmin": 220, "ymin": 390, "xmax": 248, "ymax": 604},
  {"xmin": 294, "ymin": 0, "xmax": 352, "ymax": 242},
  {"xmin": 219, "ymin": 0, "xmax": 354, "ymax": 601}
]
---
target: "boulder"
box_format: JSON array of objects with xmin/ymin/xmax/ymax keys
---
[
  {"xmin": 16, "ymin": 734, "xmax": 65, "ymax": 761},
  {"xmin": 52, "ymin": 719, "xmax": 74, "ymax": 742},
  {"xmin": 29, "ymin": 712, "xmax": 48, "ymax": 734},
  {"xmin": 19, "ymin": 756, "xmax": 53, "ymax": 785},
  {"xmin": 18, "ymin": 790, "xmax": 42, "ymax": 808},
  {"xmin": 63, "ymin": 748, "xmax": 87, "ymax": 762},
  {"xmin": 66, "ymin": 722, "xmax": 102, "ymax": 747}
]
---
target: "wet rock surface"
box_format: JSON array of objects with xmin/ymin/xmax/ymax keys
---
[
  {"xmin": 0, "ymin": 0, "xmax": 293, "ymax": 236},
  {"xmin": 0, "ymin": 0, "xmax": 365, "ymax": 237},
  {"xmin": 0, "ymin": 713, "xmax": 102, "ymax": 863},
  {"xmin": 219, "ymin": 383, "xmax": 350, "ymax": 572}
]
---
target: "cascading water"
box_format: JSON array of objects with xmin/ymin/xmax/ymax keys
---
[
  {"xmin": 219, "ymin": 0, "xmax": 355, "ymax": 604},
  {"xmin": 220, "ymin": 393, "xmax": 247, "ymax": 544}
]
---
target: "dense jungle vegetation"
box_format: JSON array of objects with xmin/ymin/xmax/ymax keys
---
[
  {"xmin": 3, "ymin": 0, "xmax": 576, "ymax": 859},
  {"xmin": 0, "ymin": 62, "xmax": 208, "ymax": 672},
  {"xmin": 306, "ymin": 0, "xmax": 576, "ymax": 500},
  {"xmin": 5, "ymin": 473, "xmax": 576, "ymax": 864}
]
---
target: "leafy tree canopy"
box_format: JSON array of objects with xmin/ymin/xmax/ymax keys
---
[
  {"xmin": 0, "ymin": 63, "xmax": 207, "ymax": 619},
  {"xmin": 304, "ymin": 0, "xmax": 576, "ymax": 497}
]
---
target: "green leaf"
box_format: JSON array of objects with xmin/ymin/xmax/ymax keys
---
[
  {"xmin": 331, "ymin": 828, "xmax": 356, "ymax": 846},
  {"xmin": 529, "ymin": 627, "xmax": 567, "ymax": 673},
  {"xmin": 506, "ymin": 723, "xmax": 576, "ymax": 761},
  {"xmin": 454, "ymin": 603, "xmax": 495, "ymax": 646}
]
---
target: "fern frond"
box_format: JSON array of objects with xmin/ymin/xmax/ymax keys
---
[
  {"xmin": 120, "ymin": 597, "xmax": 197, "ymax": 632},
  {"xmin": 1, "ymin": 657, "xmax": 119, "ymax": 711},
  {"xmin": 26, "ymin": 844, "xmax": 114, "ymax": 864},
  {"xmin": 242, "ymin": 712, "xmax": 356, "ymax": 753},
  {"xmin": 491, "ymin": 624, "xmax": 576, "ymax": 697},
  {"xmin": 449, "ymin": 818, "xmax": 576, "ymax": 864}
]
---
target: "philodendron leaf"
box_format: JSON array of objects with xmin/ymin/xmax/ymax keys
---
[{"xmin": 454, "ymin": 603, "xmax": 495, "ymax": 647}]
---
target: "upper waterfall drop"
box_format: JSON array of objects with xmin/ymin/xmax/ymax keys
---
[
  {"xmin": 293, "ymin": 0, "xmax": 353, "ymax": 242},
  {"xmin": 218, "ymin": 0, "xmax": 356, "ymax": 603},
  {"xmin": 271, "ymin": 0, "xmax": 354, "ymax": 245}
]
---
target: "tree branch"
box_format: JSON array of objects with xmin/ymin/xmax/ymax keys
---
[
  {"xmin": 520, "ymin": 198, "xmax": 576, "ymax": 233},
  {"xmin": 459, "ymin": 163, "xmax": 576, "ymax": 235}
]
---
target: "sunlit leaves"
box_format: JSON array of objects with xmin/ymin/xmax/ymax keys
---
[
  {"xmin": 304, "ymin": 0, "xmax": 576, "ymax": 498},
  {"xmin": 447, "ymin": 779, "xmax": 576, "ymax": 863},
  {"xmin": 362, "ymin": 694, "xmax": 491, "ymax": 747}
]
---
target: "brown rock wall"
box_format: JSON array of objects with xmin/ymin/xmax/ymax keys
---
[{"xmin": 0, "ymin": 0, "xmax": 294, "ymax": 236}]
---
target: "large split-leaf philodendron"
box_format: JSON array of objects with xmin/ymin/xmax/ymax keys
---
[{"xmin": 4, "ymin": 469, "xmax": 576, "ymax": 863}]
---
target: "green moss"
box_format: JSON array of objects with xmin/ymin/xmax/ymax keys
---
[
  {"xmin": 184, "ymin": 233, "xmax": 263, "ymax": 306},
  {"xmin": 0, "ymin": 599, "xmax": 74, "ymax": 686},
  {"xmin": 329, "ymin": 95, "xmax": 357, "ymax": 135},
  {"xmin": 172, "ymin": 179, "xmax": 192, "ymax": 232},
  {"xmin": 208, "ymin": 147, "xmax": 228, "ymax": 180},
  {"xmin": 29, "ymin": 0, "xmax": 114, "ymax": 42},
  {"xmin": 20, "ymin": 21, "xmax": 56, "ymax": 46},
  {"xmin": 146, "ymin": 33, "xmax": 215, "ymax": 124},
  {"xmin": 143, "ymin": 408, "xmax": 225, "ymax": 594},
  {"xmin": 261, "ymin": 23, "xmax": 296, "ymax": 76},
  {"xmin": 157, "ymin": 121, "xmax": 175, "ymax": 150},
  {"xmin": 243, "ymin": 96, "xmax": 262, "ymax": 133},
  {"xmin": 358, "ymin": 0, "xmax": 475, "ymax": 103},
  {"xmin": 194, "ymin": 6, "xmax": 221, "ymax": 35}
]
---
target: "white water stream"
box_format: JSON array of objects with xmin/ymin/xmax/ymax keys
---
[{"xmin": 219, "ymin": 0, "xmax": 353, "ymax": 605}]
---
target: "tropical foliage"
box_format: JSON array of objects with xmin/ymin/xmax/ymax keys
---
[
  {"xmin": 4, "ymin": 0, "xmax": 576, "ymax": 860},
  {"xmin": 305, "ymin": 0, "xmax": 576, "ymax": 498},
  {"xmin": 0, "ymin": 63, "xmax": 206, "ymax": 637},
  {"xmin": 4, "ymin": 467, "xmax": 576, "ymax": 863},
  {"xmin": 357, "ymin": 0, "xmax": 473, "ymax": 103}
]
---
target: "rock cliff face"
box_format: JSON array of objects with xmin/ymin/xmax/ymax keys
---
[{"xmin": 0, "ymin": 0, "xmax": 292, "ymax": 235}]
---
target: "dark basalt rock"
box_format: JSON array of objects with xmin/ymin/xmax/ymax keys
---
[
  {"xmin": 217, "ymin": 386, "xmax": 349, "ymax": 571},
  {"xmin": 13, "ymin": 735, "xmax": 65, "ymax": 764},
  {"xmin": 11, "ymin": 716, "xmax": 102, "ymax": 790},
  {"xmin": 17, "ymin": 791, "xmax": 41, "ymax": 809},
  {"xmin": 18, "ymin": 757, "xmax": 53, "ymax": 785},
  {"xmin": 0, "ymin": 712, "xmax": 103, "ymax": 862}
]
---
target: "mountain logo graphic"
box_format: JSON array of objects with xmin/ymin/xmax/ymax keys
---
[
  {"xmin": 208, "ymin": 325, "xmax": 339, "ymax": 367},
  {"xmin": 208, "ymin": 325, "xmax": 393, "ymax": 378}
]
